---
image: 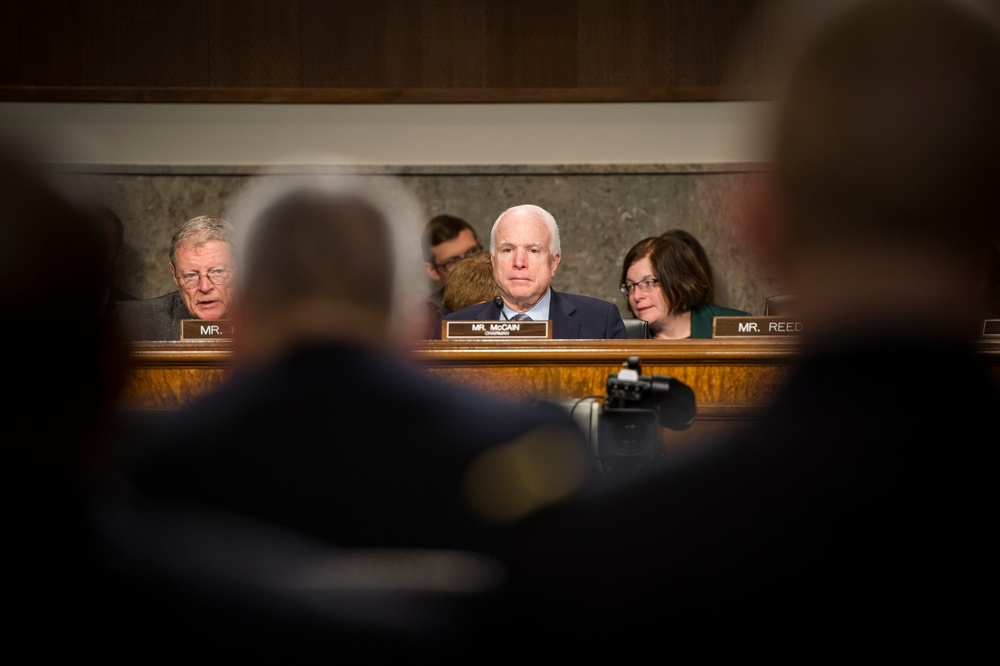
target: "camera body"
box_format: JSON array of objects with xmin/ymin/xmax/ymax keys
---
[
  {"xmin": 540, "ymin": 356, "xmax": 696, "ymax": 474},
  {"xmin": 598, "ymin": 356, "xmax": 696, "ymax": 473},
  {"xmin": 598, "ymin": 407, "xmax": 662, "ymax": 472}
]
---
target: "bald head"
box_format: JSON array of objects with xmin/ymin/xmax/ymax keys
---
[
  {"xmin": 1, "ymin": 140, "xmax": 125, "ymax": 463},
  {"xmin": 238, "ymin": 187, "xmax": 394, "ymax": 355},
  {"xmin": 775, "ymin": 0, "xmax": 1000, "ymax": 256},
  {"xmin": 756, "ymin": 0, "xmax": 1000, "ymax": 342}
]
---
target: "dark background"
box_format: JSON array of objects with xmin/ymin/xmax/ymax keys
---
[{"xmin": 0, "ymin": 0, "xmax": 783, "ymax": 103}]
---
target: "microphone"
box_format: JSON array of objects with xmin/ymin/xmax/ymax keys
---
[{"xmin": 493, "ymin": 296, "xmax": 508, "ymax": 320}]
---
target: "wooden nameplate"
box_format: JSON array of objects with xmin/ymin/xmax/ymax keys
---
[
  {"xmin": 442, "ymin": 320, "xmax": 552, "ymax": 340},
  {"xmin": 713, "ymin": 316, "xmax": 803, "ymax": 338},
  {"xmin": 180, "ymin": 319, "xmax": 237, "ymax": 340}
]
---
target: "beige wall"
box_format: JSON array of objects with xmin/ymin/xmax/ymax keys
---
[
  {"xmin": 3, "ymin": 102, "xmax": 783, "ymax": 318},
  {"xmin": 0, "ymin": 102, "xmax": 771, "ymax": 166}
]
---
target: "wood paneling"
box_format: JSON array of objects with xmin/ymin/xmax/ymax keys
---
[
  {"xmin": 0, "ymin": 0, "xmax": 776, "ymax": 103},
  {"xmin": 210, "ymin": 0, "xmax": 302, "ymax": 87},
  {"xmin": 122, "ymin": 339, "xmax": 800, "ymax": 407},
  {"xmin": 119, "ymin": 338, "xmax": 799, "ymax": 457},
  {"xmin": 122, "ymin": 340, "xmax": 234, "ymax": 409}
]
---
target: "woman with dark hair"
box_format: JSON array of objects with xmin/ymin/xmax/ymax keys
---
[
  {"xmin": 661, "ymin": 228, "xmax": 715, "ymax": 302},
  {"xmin": 619, "ymin": 235, "xmax": 748, "ymax": 339}
]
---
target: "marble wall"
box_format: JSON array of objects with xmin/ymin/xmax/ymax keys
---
[{"xmin": 58, "ymin": 164, "xmax": 785, "ymax": 320}]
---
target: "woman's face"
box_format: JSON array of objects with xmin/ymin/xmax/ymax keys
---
[{"xmin": 625, "ymin": 255, "xmax": 670, "ymax": 326}]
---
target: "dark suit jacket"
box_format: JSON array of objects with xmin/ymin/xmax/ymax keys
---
[
  {"xmin": 495, "ymin": 335, "xmax": 999, "ymax": 658},
  {"xmin": 121, "ymin": 344, "xmax": 592, "ymax": 557},
  {"xmin": 109, "ymin": 285, "xmax": 138, "ymax": 303},
  {"xmin": 443, "ymin": 289, "xmax": 626, "ymax": 339},
  {"xmin": 113, "ymin": 291, "xmax": 191, "ymax": 341}
]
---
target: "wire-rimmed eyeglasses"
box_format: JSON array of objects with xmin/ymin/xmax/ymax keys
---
[
  {"xmin": 620, "ymin": 278, "xmax": 659, "ymax": 297},
  {"xmin": 434, "ymin": 245, "xmax": 483, "ymax": 273},
  {"xmin": 175, "ymin": 267, "xmax": 233, "ymax": 289}
]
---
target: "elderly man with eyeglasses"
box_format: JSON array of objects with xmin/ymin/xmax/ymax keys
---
[{"xmin": 114, "ymin": 215, "xmax": 237, "ymax": 341}]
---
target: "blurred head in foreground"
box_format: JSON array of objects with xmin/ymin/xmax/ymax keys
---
[
  {"xmin": 231, "ymin": 172, "xmax": 431, "ymax": 361},
  {"xmin": 0, "ymin": 138, "xmax": 126, "ymax": 482},
  {"xmin": 744, "ymin": 0, "xmax": 1000, "ymax": 345},
  {"xmin": 237, "ymin": 188, "xmax": 390, "ymax": 360}
]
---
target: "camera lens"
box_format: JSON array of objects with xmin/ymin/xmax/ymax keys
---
[
  {"xmin": 600, "ymin": 408, "xmax": 659, "ymax": 457},
  {"xmin": 610, "ymin": 420, "xmax": 648, "ymax": 453}
]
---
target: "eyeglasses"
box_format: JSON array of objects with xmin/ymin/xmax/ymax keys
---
[
  {"xmin": 620, "ymin": 279, "xmax": 659, "ymax": 296},
  {"xmin": 434, "ymin": 245, "xmax": 483, "ymax": 273},
  {"xmin": 175, "ymin": 267, "xmax": 233, "ymax": 289}
]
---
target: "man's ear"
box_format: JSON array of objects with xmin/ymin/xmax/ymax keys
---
[
  {"xmin": 423, "ymin": 261, "xmax": 442, "ymax": 283},
  {"xmin": 169, "ymin": 262, "xmax": 178, "ymax": 283},
  {"xmin": 550, "ymin": 253, "xmax": 561, "ymax": 277}
]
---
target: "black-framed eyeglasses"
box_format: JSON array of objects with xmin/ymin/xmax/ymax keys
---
[
  {"xmin": 620, "ymin": 279, "xmax": 659, "ymax": 296},
  {"xmin": 175, "ymin": 267, "xmax": 233, "ymax": 289},
  {"xmin": 434, "ymin": 245, "xmax": 483, "ymax": 272}
]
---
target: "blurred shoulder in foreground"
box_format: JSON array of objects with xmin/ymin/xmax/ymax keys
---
[{"xmin": 495, "ymin": 0, "xmax": 1000, "ymax": 658}]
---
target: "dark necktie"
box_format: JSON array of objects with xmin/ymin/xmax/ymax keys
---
[{"xmin": 511, "ymin": 313, "xmax": 532, "ymax": 321}]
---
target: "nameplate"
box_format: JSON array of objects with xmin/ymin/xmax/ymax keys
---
[
  {"xmin": 442, "ymin": 320, "xmax": 552, "ymax": 339},
  {"xmin": 713, "ymin": 316, "xmax": 803, "ymax": 338},
  {"xmin": 180, "ymin": 319, "xmax": 237, "ymax": 340},
  {"xmin": 983, "ymin": 319, "xmax": 1000, "ymax": 336}
]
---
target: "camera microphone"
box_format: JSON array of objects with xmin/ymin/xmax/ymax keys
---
[{"xmin": 493, "ymin": 296, "xmax": 508, "ymax": 320}]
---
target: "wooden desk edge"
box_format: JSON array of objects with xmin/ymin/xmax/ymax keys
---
[
  {"xmin": 125, "ymin": 337, "xmax": 1000, "ymax": 367},
  {"xmin": 125, "ymin": 338, "xmax": 809, "ymax": 364}
]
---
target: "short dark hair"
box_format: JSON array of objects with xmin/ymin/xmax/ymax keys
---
[
  {"xmin": 660, "ymin": 228, "xmax": 714, "ymax": 302},
  {"xmin": 422, "ymin": 214, "xmax": 478, "ymax": 262}
]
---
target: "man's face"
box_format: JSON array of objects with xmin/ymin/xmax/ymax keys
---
[
  {"xmin": 171, "ymin": 239, "xmax": 235, "ymax": 320},
  {"xmin": 425, "ymin": 228, "xmax": 482, "ymax": 285},
  {"xmin": 492, "ymin": 211, "xmax": 560, "ymax": 312}
]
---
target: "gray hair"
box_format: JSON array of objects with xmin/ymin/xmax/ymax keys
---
[
  {"xmin": 169, "ymin": 215, "xmax": 235, "ymax": 265},
  {"xmin": 224, "ymin": 168, "xmax": 427, "ymax": 341},
  {"xmin": 489, "ymin": 204, "xmax": 561, "ymax": 258}
]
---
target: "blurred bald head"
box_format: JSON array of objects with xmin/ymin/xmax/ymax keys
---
[
  {"xmin": 238, "ymin": 187, "xmax": 394, "ymax": 357},
  {"xmin": 0, "ymin": 139, "xmax": 125, "ymax": 469},
  {"xmin": 759, "ymin": 0, "xmax": 1000, "ymax": 341},
  {"xmin": 775, "ymin": 0, "xmax": 1000, "ymax": 255}
]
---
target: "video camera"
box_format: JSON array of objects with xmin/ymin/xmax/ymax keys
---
[
  {"xmin": 542, "ymin": 356, "xmax": 697, "ymax": 474},
  {"xmin": 600, "ymin": 356, "xmax": 696, "ymax": 472}
]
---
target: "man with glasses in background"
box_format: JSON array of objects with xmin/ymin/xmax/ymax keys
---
[
  {"xmin": 412, "ymin": 214, "xmax": 484, "ymax": 338},
  {"xmin": 422, "ymin": 214, "xmax": 483, "ymax": 317},
  {"xmin": 115, "ymin": 215, "xmax": 237, "ymax": 340}
]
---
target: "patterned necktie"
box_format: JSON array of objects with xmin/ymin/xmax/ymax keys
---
[{"xmin": 510, "ymin": 313, "xmax": 532, "ymax": 321}]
